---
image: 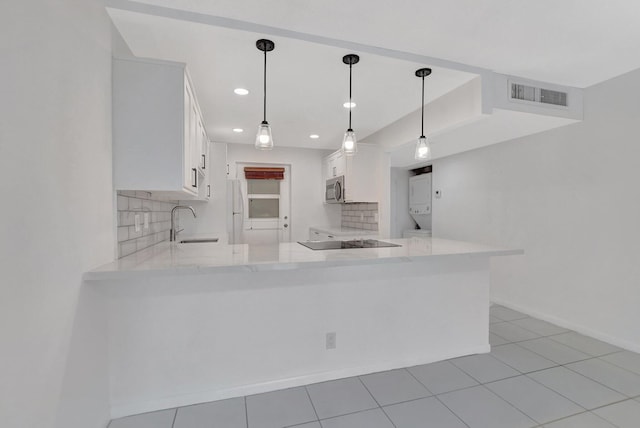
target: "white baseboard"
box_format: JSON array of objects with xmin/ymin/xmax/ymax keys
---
[
  {"xmin": 492, "ymin": 298, "xmax": 640, "ymax": 354},
  {"xmin": 110, "ymin": 344, "xmax": 490, "ymax": 419}
]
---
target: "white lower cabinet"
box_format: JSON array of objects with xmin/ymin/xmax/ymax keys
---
[{"xmin": 113, "ymin": 57, "xmax": 210, "ymax": 200}]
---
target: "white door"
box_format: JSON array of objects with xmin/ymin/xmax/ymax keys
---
[{"xmin": 237, "ymin": 163, "xmax": 291, "ymax": 244}]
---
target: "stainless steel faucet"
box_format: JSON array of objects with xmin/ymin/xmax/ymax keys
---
[{"xmin": 170, "ymin": 205, "xmax": 196, "ymax": 242}]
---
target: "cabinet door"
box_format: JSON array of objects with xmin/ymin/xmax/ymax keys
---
[
  {"xmin": 190, "ymin": 102, "xmax": 200, "ymax": 179},
  {"xmin": 326, "ymin": 152, "xmax": 346, "ymax": 178},
  {"xmin": 183, "ymin": 82, "xmax": 197, "ymax": 192},
  {"xmin": 322, "ymin": 156, "xmax": 330, "ymax": 181},
  {"xmin": 334, "ymin": 151, "xmax": 346, "ymax": 177},
  {"xmin": 327, "ymin": 154, "xmax": 336, "ymax": 178},
  {"xmin": 199, "ymin": 120, "xmax": 207, "ymax": 172},
  {"xmin": 197, "ymin": 140, "xmax": 211, "ymax": 201}
]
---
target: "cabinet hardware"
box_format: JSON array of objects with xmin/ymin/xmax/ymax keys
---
[
  {"xmin": 207, "ymin": 184, "xmax": 210, "ymax": 197},
  {"xmin": 202, "ymin": 154, "xmax": 206, "ymax": 170},
  {"xmin": 192, "ymin": 168, "xmax": 197, "ymax": 188}
]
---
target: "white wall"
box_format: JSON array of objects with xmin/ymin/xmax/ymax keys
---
[
  {"xmin": 432, "ymin": 66, "xmax": 640, "ymax": 351},
  {"xmin": 102, "ymin": 257, "xmax": 490, "ymax": 417},
  {"xmin": 0, "ymin": 1, "xmax": 117, "ymax": 427},
  {"xmin": 181, "ymin": 143, "xmax": 342, "ymax": 243}
]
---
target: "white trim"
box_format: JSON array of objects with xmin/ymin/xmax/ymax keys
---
[
  {"xmin": 109, "ymin": 344, "xmax": 489, "ymax": 419},
  {"xmin": 491, "ymin": 298, "xmax": 640, "ymax": 353}
]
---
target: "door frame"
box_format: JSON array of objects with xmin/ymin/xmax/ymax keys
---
[{"xmin": 235, "ymin": 162, "xmax": 291, "ymax": 243}]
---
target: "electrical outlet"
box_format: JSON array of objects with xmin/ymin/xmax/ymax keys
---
[
  {"xmin": 326, "ymin": 332, "xmax": 336, "ymax": 350},
  {"xmin": 134, "ymin": 214, "xmax": 141, "ymax": 232},
  {"xmin": 143, "ymin": 213, "xmax": 150, "ymax": 230},
  {"xmin": 435, "ymin": 190, "xmax": 442, "ymax": 199}
]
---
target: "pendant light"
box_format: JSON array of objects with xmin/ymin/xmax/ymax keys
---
[
  {"xmin": 255, "ymin": 39, "xmax": 275, "ymax": 150},
  {"xmin": 342, "ymin": 54, "xmax": 360, "ymax": 156},
  {"xmin": 414, "ymin": 67, "xmax": 432, "ymax": 160}
]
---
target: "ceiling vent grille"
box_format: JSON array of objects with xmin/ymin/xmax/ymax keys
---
[{"xmin": 511, "ymin": 83, "xmax": 568, "ymax": 107}]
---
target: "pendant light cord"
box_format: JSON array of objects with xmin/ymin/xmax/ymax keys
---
[
  {"xmin": 348, "ymin": 63, "xmax": 353, "ymax": 130},
  {"xmin": 263, "ymin": 49, "xmax": 267, "ymax": 123},
  {"xmin": 421, "ymin": 74, "xmax": 425, "ymax": 137}
]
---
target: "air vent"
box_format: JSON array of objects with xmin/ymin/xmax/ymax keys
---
[{"xmin": 511, "ymin": 83, "xmax": 568, "ymax": 107}]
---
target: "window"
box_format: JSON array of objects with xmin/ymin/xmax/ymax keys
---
[
  {"xmin": 246, "ymin": 179, "xmax": 280, "ymax": 219},
  {"xmin": 248, "ymin": 198, "xmax": 279, "ymax": 218},
  {"xmin": 247, "ymin": 179, "xmax": 279, "ymax": 195}
]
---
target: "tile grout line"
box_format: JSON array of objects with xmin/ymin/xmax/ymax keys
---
[
  {"xmin": 314, "ymin": 406, "xmax": 386, "ymax": 425},
  {"xmin": 355, "ymin": 376, "xmax": 398, "ymax": 428},
  {"xmin": 598, "ymin": 352, "xmax": 640, "ymax": 376},
  {"xmin": 499, "ymin": 370, "xmax": 589, "ymax": 415},
  {"xmin": 244, "ymin": 396, "xmax": 249, "ymax": 428},
  {"xmin": 449, "ymin": 352, "xmax": 527, "ymax": 384},
  {"xmin": 533, "ymin": 409, "xmax": 594, "ymax": 427},
  {"xmin": 561, "ymin": 358, "xmax": 640, "ymax": 398},
  {"xmin": 446, "ymin": 354, "xmax": 582, "ymax": 425},
  {"xmin": 490, "ymin": 342, "xmax": 560, "ymax": 372},
  {"xmin": 490, "ymin": 320, "xmax": 626, "ymax": 355},
  {"xmin": 544, "ymin": 334, "xmax": 624, "ymax": 357},
  {"xmin": 303, "ymin": 385, "xmax": 321, "ymax": 424},
  {"xmin": 474, "ymin": 383, "xmax": 542, "ymax": 426},
  {"xmin": 403, "ymin": 365, "xmax": 471, "ymax": 428},
  {"xmin": 512, "ymin": 342, "xmax": 601, "ymax": 366},
  {"xmin": 170, "ymin": 408, "xmax": 177, "ymax": 428}
]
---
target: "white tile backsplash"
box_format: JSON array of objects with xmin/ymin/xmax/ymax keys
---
[
  {"xmin": 116, "ymin": 191, "xmax": 178, "ymax": 258},
  {"xmin": 342, "ymin": 202, "xmax": 378, "ymax": 230}
]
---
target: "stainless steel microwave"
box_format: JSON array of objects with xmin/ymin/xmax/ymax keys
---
[{"xmin": 325, "ymin": 175, "xmax": 345, "ymax": 203}]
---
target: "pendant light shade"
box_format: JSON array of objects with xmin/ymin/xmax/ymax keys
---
[
  {"xmin": 414, "ymin": 67, "xmax": 432, "ymax": 161},
  {"xmin": 342, "ymin": 54, "xmax": 360, "ymax": 156},
  {"xmin": 255, "ymin": 121, "xmax": 273, "ymax": 150},
  {"xmin": 255, "ymin": 39, "xmax": 275, "ymax": 150},
  {"xmin": 415, "ymin": 135, "xmax": 430, "ymax": 159},
  {"xmin": 342, "ymin": 129, "xmax": 357, "ymax": 154}
]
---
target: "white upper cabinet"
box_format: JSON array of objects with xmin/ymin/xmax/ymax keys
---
[
  {"xmin": 322, "ymin": 145, "xmax": 379, "ymax": 203},
  {"xmin": 325, "ymin": 150, "xmax": 346, "ymax": 179},
  {"xmin": 113, "ymin": 57, "xmax": 209, "ymax": 200}
]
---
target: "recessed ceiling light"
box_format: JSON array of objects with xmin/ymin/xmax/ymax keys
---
[
  {"xmin": 309, "ymin": 134, "xmax": 319, "ymax": 139},
  {"xmin": 233, "ymin": 128, "xmax": 244, "ymax": 133},
  {"xmin": 234, "ymin": 88, "xmax": 249, "ymax": 95},
  {"xmin": 343, "ymin": 101, "xmax": 356, "ymax": 108}
]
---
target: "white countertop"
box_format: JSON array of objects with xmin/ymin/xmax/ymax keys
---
[
  {"xmin": 85, "ymin": 238, "xmax": 523, "ymax": 281},
  {"xmin": 309, "ymin": 226, "xmax": 378, "ymax": 236}
]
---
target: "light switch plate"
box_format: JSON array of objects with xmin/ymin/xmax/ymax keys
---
[
  {"xmin": 134, "ymin": 214, "xmax": 141, "ymax": 232},
  {"xmin": 143, "ymin": 213, "xmax": 150, "ymax": 230}
]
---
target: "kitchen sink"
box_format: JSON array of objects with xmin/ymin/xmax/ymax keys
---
[{"xmin": 179, "ymin": 238, "xmax": 219, "ymax": 244}]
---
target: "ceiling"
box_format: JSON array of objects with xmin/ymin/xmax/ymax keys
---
[
  {"xmin": 108, "ymin": 0, "xmax": 639, "ymax": 154},
  {"xmin": 116, "ymin": 0, "xmax": 640, "ymax": 88},
  {"xmin": 108, "ymin": 8, "xmax": 477, "ymax": 150}
]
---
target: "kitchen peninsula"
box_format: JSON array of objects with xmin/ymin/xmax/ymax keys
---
[{"xmin": 86, "ymin": 238, "xmax": 522, "ymax": 418}]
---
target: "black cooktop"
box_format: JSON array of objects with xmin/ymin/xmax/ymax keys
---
[{"xmin": 298, "ymin": 239, "xmax": 401, "ymax": 250}]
